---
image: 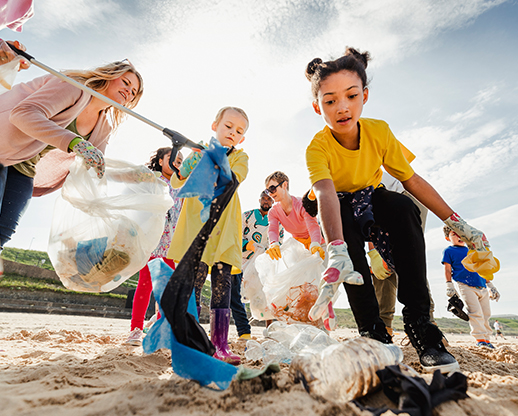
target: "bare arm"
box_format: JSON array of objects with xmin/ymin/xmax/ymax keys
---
[
  {"xmin": 402, "ymin": 173, "xmax": 454, "ymax": 221},
  {"xmin": 444, "ymin": 263, "xmax": 452, "ymax": 282},
  {"xmin": 313, "ymin": 179, "xmax": 343, "ymax": 243}
]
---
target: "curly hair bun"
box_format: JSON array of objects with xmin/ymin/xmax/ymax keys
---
[
  {"xmin": 345, "ymin": 47, "xmax": 370, "ymax": 69},
  {"xmin": 305, "ymin": 58, "xmax": 323, "ymax": 80}
]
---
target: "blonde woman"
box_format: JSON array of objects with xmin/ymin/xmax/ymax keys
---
[{"xmin": 0, "ymin": 61, "xmax": 143, "ymax": 256}]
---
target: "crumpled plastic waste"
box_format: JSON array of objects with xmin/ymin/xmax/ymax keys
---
[
  {"xmin": 143, "ymin": 259, "xmax": 238, "ymax": 390},
  {"xmin": 462, "ymin": 248, "xmax": 500, "ymax": 281},
  {"xmin": 245, "ymin": 322, "xmax": 338, "ymax": 364}
]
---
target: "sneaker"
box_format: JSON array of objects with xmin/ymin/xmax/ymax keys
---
[
  {"xmin": 143, "ymin": 314, "xmax": 158, "ymax": 334},
  {"xmin": 405, "ymin": 316, "xmax": 459, "ymax": 373},
  {"xmin": 485, "ymin": 342, "xmax": 495, "ymax": 349},
  {"xmin": 360, "ymin": 322, "xmax": 393, "ymax": 344},
  {"xmin": 477, "ymin": 341, "xmax": 495, "ymax": 349},
  {"xmin": 124, "ymin": 329, "xmax": 143, "ymax": 346}
]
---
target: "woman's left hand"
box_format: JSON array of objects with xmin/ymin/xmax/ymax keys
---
[{"xmin": 0, "ymin": 40, "xmax": 30, "ymax": 70}]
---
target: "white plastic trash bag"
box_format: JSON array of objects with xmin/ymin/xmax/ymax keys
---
[
  {"xmin": 242, "ymin": 252, "xmax": 274, "ymax": 321},
  {"xmin": 255, "ymin": 238, "xmax": 326, "ymax": 324},
  {"xmin": 48, "ymin": 157, "xmax": 173, "ymax": 292}
]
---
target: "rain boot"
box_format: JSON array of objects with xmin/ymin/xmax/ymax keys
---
[{"xmin": 210, "ymin": 308, "xmax": 241, "ymax": 365}]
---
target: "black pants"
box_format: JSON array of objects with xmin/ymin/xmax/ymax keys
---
[
  {"xmin": 340, "ymin": 187, "xmax": 430, "ymax": 330},
  {"xmin": 194, "ymin": 261, "xmax": 232, "ymax": 309},
  {"xmin": 230, "ymin": 273, "xmax": 251, "ymax": 336}
]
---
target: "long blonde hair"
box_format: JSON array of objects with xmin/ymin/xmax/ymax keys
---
[{"xmin": 63, "ymin": 61, "xmax": 144, "ymax": 129}]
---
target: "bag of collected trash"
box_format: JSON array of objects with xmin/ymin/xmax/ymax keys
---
[
  {"xmin": 255, "ymin": 238, "xmax": 327, "ymax": 324},
  {"xmin": 241, "ymin": 250, "xmax": 275, "ymax": 321},
  {"xmin": 290, "ymin": 337, "xmax": 403, "ymax": 403},
  {"xmin": 245, "ymin": 321, "xmax": 338, "ymax": 364},
  {"xmin": 0, "ymin": 40, "xmax": 20, "ymax": 94},
  {"xmin": 48, "ymin": 157, "xmax": 173, "ymax": 292}
]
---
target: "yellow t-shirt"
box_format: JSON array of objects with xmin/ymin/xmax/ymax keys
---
[
  {"xmin": 168, "ymin": 148, "xmax": 249, "ymax": 272},
  {"xmin": 306, "ymin": 118, "xmax": 415, "ymax": 193}
]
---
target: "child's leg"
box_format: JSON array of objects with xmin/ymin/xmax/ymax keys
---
[
  {"xmin": 371, "ymin": 188, "xmax": 430, "ymax": 322},
  {"xmin": 480, "ymin": 288, "xmax": 492, "ymax": 341},
  {"xmin": 210, "ymin": 262, "xmax": 232, "ymax": 309},
  {"xmin": 457, "ymin": 283, "xmax": 486, "ymax": 341},
  {"xmin": 193, "ymin": 262, "xmax": 209, "ymax": 307},
  {"xmin": 210, "ymin": 262, "xmax": 240, "ymax": 364},
  {"xmin": 338, "ymin": 198, "xmax": 385, "ymax": 333},
  {"xmin": 131, "ymin": 264, "xmax": 153, "ymax": 331}
]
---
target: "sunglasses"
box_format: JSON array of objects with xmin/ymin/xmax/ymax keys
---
[{"xmin": 265, "ymin": 180, "xmax": 285, "ymax": 195}]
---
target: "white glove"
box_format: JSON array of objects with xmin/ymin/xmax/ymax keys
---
[
  {"xmin": 487, "ymin": 281, "xmax": 500, "ymax": 302},
  {"xmin": 444, "ymin": 212, "xmax": 490, "ymax": 251},
  {"xmin": 309, "ymin": 240, "xmax": 363, "ymax": 328},
  {"xmin": 446, "ymin": 282, "xmax": 458, "ymax": 298}
]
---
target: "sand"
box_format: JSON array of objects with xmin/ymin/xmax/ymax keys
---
[{"xmin": 1, "ymin": 312, "xmax": 518, "ymax": 416}]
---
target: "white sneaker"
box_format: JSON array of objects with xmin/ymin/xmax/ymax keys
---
[
  {"xmin": 143, "ymin": 314, "xmax": 158, "ymax": 334},
  {"xmin": 124, "ymin": 329, "xmax": 143, "ymax": 346}
]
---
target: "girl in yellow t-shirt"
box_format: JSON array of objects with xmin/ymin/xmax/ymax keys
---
[
  {"xmin": 168, "ymin": 107, "xmax": 249, "ymax": 365},
  {"xmin": 304, "ymin": 47, "xmax": 492, "ymax": 374}
]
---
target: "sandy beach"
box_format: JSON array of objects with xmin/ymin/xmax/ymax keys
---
[{"xmin": 1, "ymin": 312, "xmax": 518, "ymax": 415}]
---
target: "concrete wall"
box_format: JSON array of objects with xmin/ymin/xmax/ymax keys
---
[{"xmin": 3, "ymin": 259, "xmax": 130, "ymax": 295}]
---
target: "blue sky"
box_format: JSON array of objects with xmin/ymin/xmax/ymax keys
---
[{"xmin": 2, "ymin": 0, "xmax": 517, "ymax": 317}]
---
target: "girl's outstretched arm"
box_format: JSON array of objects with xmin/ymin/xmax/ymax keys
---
[
  {"xmin": 313, "ymin": 179, "xmax": 343, "ymax": 243},
  {"xmin": 402, "ymin": 173, "xmax": 454, "ymax": 221}
]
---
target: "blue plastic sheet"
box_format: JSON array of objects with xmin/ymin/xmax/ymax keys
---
[
  {"xmin": 75, "ymin": 237, "xmax": 108, "ymax": 275},
  {"xmin": 178, "ymin": 138, "xmax": 233, "ymax": 222},
  {"xmin": 142, "ymin": 258, "xmax": 238, "ymax": 389}
]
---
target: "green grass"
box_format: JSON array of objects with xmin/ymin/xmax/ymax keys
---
[
  {"xmin": 1, "ymin": 247, "xmax": 54, "ymax": 270},
  {"xmin": 334, "ymin": 308, "xmax": 518, "ymax": 336},
  {"xmin": 0, "ymin": 273, "xmax": 126, "ymax": 299}
]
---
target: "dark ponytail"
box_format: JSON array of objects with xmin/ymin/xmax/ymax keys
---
[{"xmin": 147, "ymin": 147, "xmax": 172, "ymax": 172}]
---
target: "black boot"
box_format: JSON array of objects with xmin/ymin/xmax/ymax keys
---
[
  {"xmin": 359, "ymin": 322, "xmax": 393, "ymax": 344},
  {"xmin": 404, "ymin": 316, "xmax": 459, "ymax": 373}
]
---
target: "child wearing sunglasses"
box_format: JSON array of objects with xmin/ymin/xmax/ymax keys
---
[{"xmin": 168, "ymin": 106, "xmax": 249, "ymax": 365}]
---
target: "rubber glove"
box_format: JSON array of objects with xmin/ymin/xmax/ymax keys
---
[
  {"xmin": 367, "ymin": 249, "xmax": 392, "ymax": 280},
  {"xmin": 309, "ymin": 240, "xmax": 363, "ymax": 326},
  {"xmin": 266, "ymin": 242, "xmax": 281, "ymax": 260},
  {"xmin": 462, "ymin": 248, "xmax": 500, "ymax": 281},
  {"xmin": 179, "ymin": 142, "xmax": 206, "ymax": 178},
  {"xmin": 446, "ymin": 282, "xmax": 458, "ymax": 298},
  {"xmin": 309, "ymin": 242, "xmax": 325, "ymax": 261},
  {"xmin": 444, "ymin": 212, "xmax": 490, "ymax": 251},
  {"xmin": 72, "ymin": 140, "xmax": 105, "ymax": 179},
  {"xmin": 245, "ymin": 241, "xmax": 256, "ymax": 253},
  {"xmin": 487, "ymin": 281, "xmax": 500, "ymax": 302}
]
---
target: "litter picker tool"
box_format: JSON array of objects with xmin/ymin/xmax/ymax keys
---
[{"xmin": 7, "ymin": 44, "xmax": 203, "ymax": 171}]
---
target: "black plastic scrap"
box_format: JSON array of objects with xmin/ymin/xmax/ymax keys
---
[{"xmin": 353, "ymin": 364, "xmax": 468, "ymax": 416}]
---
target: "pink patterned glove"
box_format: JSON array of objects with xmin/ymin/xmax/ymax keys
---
[
  {"xmin": 309, "ymin": 240, "xmax": 363, "ymax": 329},
  {"xmin": 72, "ymin": 140, "xmax": 105, "ymax": 179},
  {"xmin": 444, "ymin": 212, "xmax": 490, "ymax": 251}
]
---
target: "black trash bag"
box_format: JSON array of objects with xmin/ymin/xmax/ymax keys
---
[
  {"xmin": 159, "ymin": 171, "xmax": 239, "ymax": 355},
  {"xmin": 354, "ymin": 364, "xmax": 468, "ymax": 416}
]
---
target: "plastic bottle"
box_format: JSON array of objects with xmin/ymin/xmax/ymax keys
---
[{"xmin": 290, "ymin": 337, "xmax": 403, "ymax": 403}]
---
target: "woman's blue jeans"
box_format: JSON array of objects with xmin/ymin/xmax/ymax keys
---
[{"xmin": 0, "ymin": 166, "xmax": 34, "ymax": 248}]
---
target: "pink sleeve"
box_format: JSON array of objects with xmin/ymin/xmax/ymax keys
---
[
  {"xmin": 9, "ymin": 78, "xmax": 86, "ymax": 152},
  {"xmin": 304, "ymin": 210, "xmax": 323, "ymax": 244},
  {"xmin": 268, "ymin": 207, "xmax": 280, "ymax": 244}
]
